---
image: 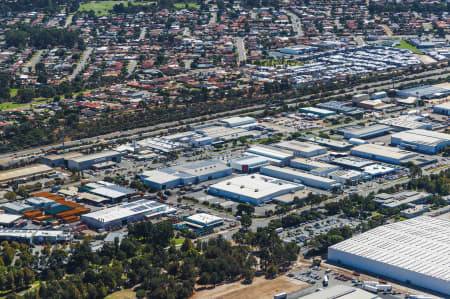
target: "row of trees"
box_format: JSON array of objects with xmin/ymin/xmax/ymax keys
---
[{"xmin": 6, "ymin": 26, "xmax": 80, "ymax": 49}]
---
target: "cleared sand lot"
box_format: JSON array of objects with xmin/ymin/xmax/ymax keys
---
[{"xmin": 192, "ymin": 275, "xmax": 308, "ymax": 299}]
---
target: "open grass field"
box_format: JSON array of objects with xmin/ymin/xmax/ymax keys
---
[
  {"xmin": 105, "ymin": 289, "xmax": 136, "ymax": 299},
  {"xmin": 396, "ymin": 40, "xmax": 423, "ymax": 54},
  {"xmin": 78, "ymin": 1, "xmax": 155, "ymax": 15},
  {"xmin": 174, "ymin": 2, "xmax": 200, "ymax": 9},
  {"xmin": 0, "ymin": 99, "xmax": 50, "ymax": 111}
]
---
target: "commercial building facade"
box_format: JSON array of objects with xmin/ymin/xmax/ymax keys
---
[
  {"xmin": 67, "ymin": 151, "xmax": 122, "ymax": 170},
  {"xmin": 260, "ymin": 165, "xmax": 342, "ymax": 190},
  {"xmin": 140, "ymin": 160, "xmax": 232, "ymax": 190},
  {"xmin": 81, "ymin": 199, "xmax": 175, "ymax": 229},
  {"xmin": 391, "ymin": 129, "xmax": 450, "ymax": 154},
  {"xmin": 350, "ymin": 144, "xmax": 417, "ymax": 165},
  {"xmin": 208, "ymin": 174, "xmax": 304, "ymax": 205}
]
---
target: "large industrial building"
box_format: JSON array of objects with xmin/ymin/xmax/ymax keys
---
[
  {"xmin": 301, "ymin": 135, "xmax": 353, "ymax": 151},
  {"xmin": 260, "ymin": 165, "xmax": 342, "ymax": 190},
  {"xmin": 374, "ymin": 191, "xmax": 432, "ymax": 208},
  {"xmin": 397, "ymin": 85, "xmax": 450, "ymax": 99},
  {"xmin": 433, "ymin": 101, "xmax": 450, "ymax": 115},
  {"xmin": 140, "ymin": 160, "xmax": 232, "ymax": 190},
  {"xmin": 391, "ymin": 129, "xmax": 450, "ymax": 154},
  {"xmin": 328, "ymin": 216, "xmax": 450, "ymax": 296},
  {"xmin": 299, "ymin": 107, "xmax": 336, "ymax": 118},
  {"xmin": 219, "ymin": 116, "xmax": 256, "ymax": 127},
  {"xmin": 0, "ymin": 229, "xmax": 71, "ymax": 244},
  {"xmin": 274, "ymin": 140, "xmax": 327, "ymax": 157},
  {"xmin": 208, "ymin": 174, "xmax": 304, "ymax": 205},
  {"xmin": 67, "ymin": 151, "xmax": 122, "ymax": 170},
  {"xmin": 290, "ymin": 158, "xmax": 340, "ymax": 176},
  {"xmin": 339, "ymin": 124, "xmax": 391, "ymax": 139},
  {"xmin": 81, "ymin": 199, "xmax": 176, "ymax": 229},
  {"xmin": 42, "ymin": 152, "xmax": 84, "ymax": 167},
  {"xmin": 185, "ymin": 213, "xmax": 224, "ymax": 228},
  {"xmin": 230, "ymin": 156, "xmax": 269, "ymax": 173},
  {"xmin": 0, "ymin": 164, "xmax": 54, "ymax": 184},
  {"xmin": 245, "ymin": 145, "xmax": 294, "ymax": 166},
  {"xmin": 350, "ymin": 144, "xmax": 417, "ymax": 164}
]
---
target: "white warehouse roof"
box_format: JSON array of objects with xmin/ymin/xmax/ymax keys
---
[
  {"xmin": 391, "ymin": 129, "xmax": 450, "ymax": 147},
  {"xmin": 186, "ymin": 213, "xmax": 223, "ymax": 226},
  {"xmin": 328, "ymin": 216, "xmax": 450, "ymax": 295},
  {"xmin": 351, "ymin": 144, "xmax": 417, "ymax": 161}
]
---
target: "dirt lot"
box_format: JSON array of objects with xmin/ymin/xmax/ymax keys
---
[{"xmin": 192, "ymin": 275, "xmax": 308, "ymax": 299}]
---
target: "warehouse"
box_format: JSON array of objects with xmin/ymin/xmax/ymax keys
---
[
  {"xmin": 374, "ymin": 191, "xmax": 432, "ymax": 208},
  {"xmin": 185, "ymin": 213, "xmax": 223, "ymax": 228},
  {"xmin": 219, "ymin": 116, "xmax": 256, "ymax": 127},
  {"xmin": 0, "ymin": 214, "xmax": 23, "ymax": 227},
  {"xmin": 350, "ymin": 144, "xmax": 417, "ymax": 164},
  {"xmin": 331, "ymin": 156, "xmax": 374, "ymax": 170},
  {"xmin": 362, "ymin": 164, "xmax": 396, "ymax": 177},
  {"xmin": 316, "ymin": 101, "xmax": 356, "ymax": 113},
  {"xmin": 433, "ymin": 101, "xmax": 450, "ymax": 115},
  {"xmin": 300, "ymin": 285, "xmax": 377, "ymax": 299},
  {"xmin": 339, "ymin": 124, "xmax": 391, "ymax": 139},
  {"xmin": 140, "ymin": 160, "xmax": 232, "ymax": 190},
  {"xmin": 208, "ymin": 174, "xmax": 304, "ymax": 205},
  {"xmin": 397, "ymin": 85, "xmax": 450, "ymax": 99},
  {"xmin": 378, "ymin": 115, "xmax": 433, "ymax": 131},
  {"xmin": 391, "ymin": 129, "xmax": 450, "ymax": 154},
  {"xmin": 328, "ymin": 216, "xmax": 450, "ymax": 296},
  {"xmin": 81, "ymin": 199, "xmax": 176, "ymax": 229},
  {"xmin": 302, "ymin": 135, "xmax": 353, "ymax": 151},
  {"xmin": 1, "ymin": 202, "xmax": 32, "ymax": 214},
  {"xmin": 274, "ymin": 140, "xmax": 327, "ymax": 157},
  {"xmin": 290, "ymin": 158, "xmax": 340, "ymax": 176},
  {"xmin": 42, "ymin": 152, "xmax": 84, "ymax": 167},
  {"xmin": 0, "ymin": 164, "xmax": 54, "ymax": 184},
  {"xmin": 67, "ymin": 151, "xmax": 122, "ymax": 170},
  {"xmin": 246, "ymin": 145, "xmax": 293, "ymax": 166},
  {"xmin": 87, "ymin": 185, "xmax": 136, "ymax": 202},
  {"xmin": 230, "ymin": 156, "xmax": 269, "ymax": 173},
  {"xmin": 299, "ymin": 107, "xmax": 335, "ymax": 118},
  {"xmin": 328, "ymin": 169, "xmax": 364, "ymax": 184},
  {"xmin": 260, "ymin": 166, "xmax": 342, "ymax": 190},
  {"xmin": 0, "ymin": 229, "xmax": 71, "ymax": 244}
]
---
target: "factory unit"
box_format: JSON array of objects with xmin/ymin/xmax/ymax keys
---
[
  {"xmin": 0, "ymin": 229, "xmax": 71, "ymax": 244},
  {"xmin": 391, "ymin": 129, "xmax": 450, "ymax": 154},
  {"xmin": 350, "ymin": 144, "xmax": 417, "ymax": 165},
  {"xmin": 300, "ymin": 285, "xmax": 378, "ymax": 299},
  {"xmin": 328, "ymin": 216, "xmax": 450, "ymax": 296},
  {"xmin": 42, "ymin": 152, "xmax": 84, "ymax": 167},
  {"xmin": 1, "ymin": 202, "xmax": 32, "ymax": 214},
  {"xmin": 374, "ymin": 191, "xmax": 432, "ymax": 209},
  {"xmin": 290, "ymin": 158, "xmax": 340, "ymax": 176},
  {"xmin": 185, "ymin": 213, "xmax": 224, "ymax": 228},
  {"xmin": 67, "ymin": 151, "xmax": 122, "ymax": 171},
  {"xmin": 246, "ymin": 145, "xmax": 294, "ymax": 166},
  {"xmin": 230, "ymin": 156, "xmax": 269, "ymax": 173},
  {"xmin": 331, "ymin": 156, "xmax": 375, "ymax": 170},
  {"xmin": 433, "ymin": 101, "xmax": 450, "ymax": 115},
  {"xmin": 397, "ymin": 85, "xmax": 450, "ymax": 99},
  {"xmin": 0, "ymin": 164, "xmax": 54, "ymax": 184},
  {"xmin": 328, "ymin": 169, "xmax": 365, "ymax": 185},
  {"xmin": 140, "ymin": 160, "xmax": 232, "ymax": 190},
  {"xmin": 219, "ymin": 116, "xmax": 256, "ymax": 127},
  {"xmin": 362, "ymin": 164, "xmax": 396, "ymax": 177},
  {"xmin": 299, "ymin": 107, "xmax": 336, "ymax": 118},
  {"xmin": 81, "ymin": 199, "xmax": 176, "ymax": 229},
  {"xmin": 274, "ymin": 140, "xmax": 327, "ymax": 157},
  {"xmin": 260, "ymin": 166, "xmax": 342, "ymax": 190},
  {"xmin": 339, "ymin": 124, "xmax": 391, "ymax": 139},
  {"xmin": 0, "ymin": 214, "xmax": 23, "ymax": 227},
  {"xmin": 378, "ymin": 115, "xmax": 433, "ymax": 131},
  {"xmin": 316, "ymin": 101, "xmax": 357, "ymax": 114},
  {"xmin": 208, "ymin": 174, "xmax": 304, "ymax": 205},
  {"xmin": 87, "ymin": 185, "xmax": 137, "ymax": 203},
  {"xmin": 301, "ymin": 135, "xmax": 353, "ymax": 151}
]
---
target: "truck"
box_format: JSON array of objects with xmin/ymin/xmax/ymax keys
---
[
  {"xmin": 273, "ymin": 293, "xmax": 287, "ymax": 299},
  {"xmin": 377, "ymin": 284, "xmax": 392, "ymax": 292},
  {"xmin": 363, "ymin": 284, "xmax": 378, "ymax": 293},
  {"xmin": 322, "ymin": 275, "xmax": 328, "ymax": 287}
]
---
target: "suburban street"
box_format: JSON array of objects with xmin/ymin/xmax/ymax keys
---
[
  {"xmin": 69, "ymin": 47, "xmax": 93, "ymax": 81},
  {"xmin": 236, "ymin": 37, "xmax": 247, "ymax": 64}
]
